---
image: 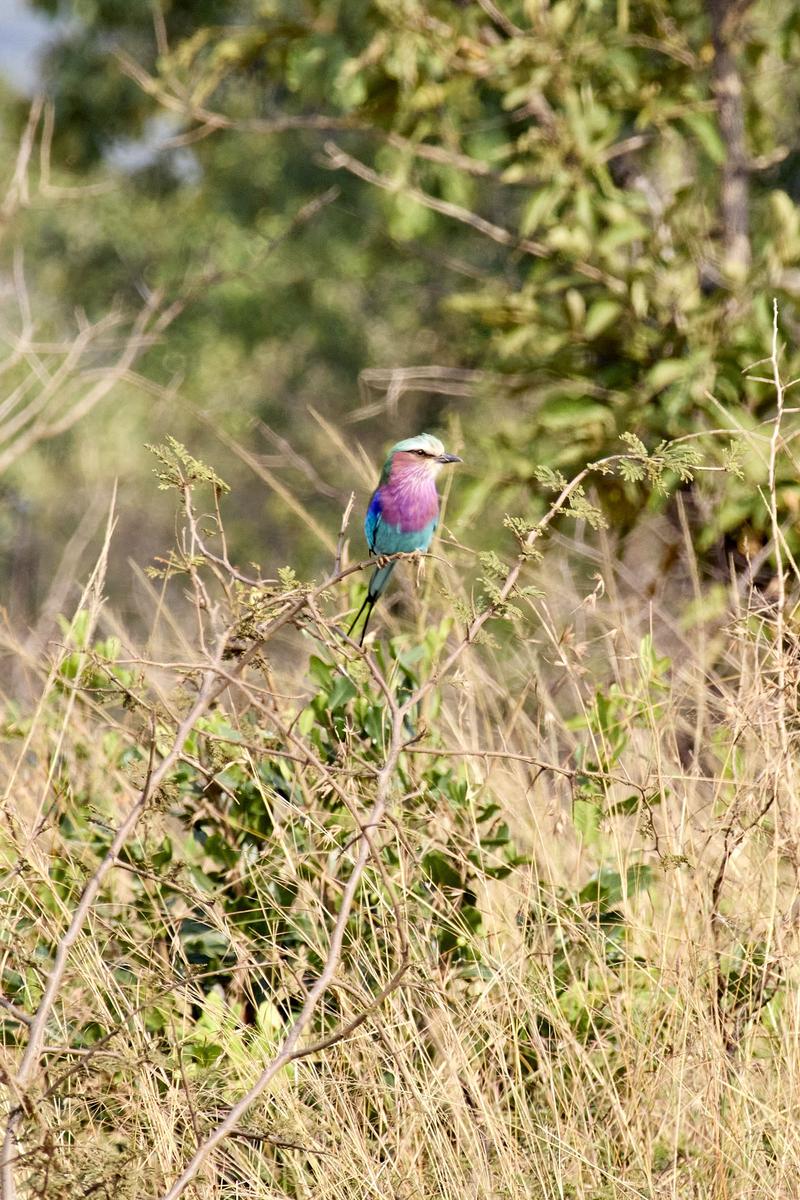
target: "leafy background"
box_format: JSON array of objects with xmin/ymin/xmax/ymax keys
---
[{"xmin": 1, "ymin": 0, "xmax": 800, "ymax": 618}]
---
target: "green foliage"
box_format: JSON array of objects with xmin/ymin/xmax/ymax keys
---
[
  {"xmin": 4, "ymin": 0, "xmax": 800, "ymax": 617},
  {"xmin": 56, "ymin": 609, "xmax": 136, "ymax": 693},
  {"xmin": 147, "ymin": 436, "xmax": 230, "ymax": 494}
]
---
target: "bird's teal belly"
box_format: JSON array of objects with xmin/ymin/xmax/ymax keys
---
[{"xmin": 373, "ymin": 517, "xmax": 437, "ymax": 555}]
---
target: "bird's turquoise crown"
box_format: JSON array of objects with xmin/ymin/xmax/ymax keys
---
[
  {"xmin": 389, "ymin": 432, "xmax": 446, "ymax": 457},
  {"xmin": 383, "ymin": 432, "xmax": 462, "ymax": 467}
]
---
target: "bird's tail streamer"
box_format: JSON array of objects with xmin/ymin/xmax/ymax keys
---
[{"xmin": 347, "ymin": 561, "xmax": 396, "ymax": 645}]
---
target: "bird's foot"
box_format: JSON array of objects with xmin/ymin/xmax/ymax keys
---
[{"xmin": 412, "ymin": 550, "xmax": 426, "ymax": 588}]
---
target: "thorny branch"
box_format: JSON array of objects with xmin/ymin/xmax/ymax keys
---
[{"xmin": 148, "ymin": 453, "xmax": 635, "ymax": 1197}]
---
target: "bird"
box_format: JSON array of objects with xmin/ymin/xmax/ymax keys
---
[{"xmin": 348, "ymin": 432, "xmax": 462, "ymax": 645}]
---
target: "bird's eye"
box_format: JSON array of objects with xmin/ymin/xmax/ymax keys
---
[{"xmin": 414, "ymin": 449, "xmax": 426, "ymax": 456}]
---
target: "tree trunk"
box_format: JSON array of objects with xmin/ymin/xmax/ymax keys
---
[{"xmin": 707, "ymin": 0, "xmax": 751, "ymax": 277}]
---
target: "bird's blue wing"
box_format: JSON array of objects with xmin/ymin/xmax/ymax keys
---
[{"xmin": 365, "ymin": 491, "xmax": 383, "ymax": 553}]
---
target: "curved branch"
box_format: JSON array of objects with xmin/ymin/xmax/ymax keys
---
[{"xmin": 323, "ymin": 142, "xmax": 627, "ymax": 295}]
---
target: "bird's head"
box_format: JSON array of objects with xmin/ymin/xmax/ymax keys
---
[{"xmin": 382, "ymin": 433, "xmax": 462, "ymax": 481}]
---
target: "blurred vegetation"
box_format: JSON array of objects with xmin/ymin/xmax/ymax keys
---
[{"xmin": 2, "ymin": 0, "xmax": 800, "ymax": 622}]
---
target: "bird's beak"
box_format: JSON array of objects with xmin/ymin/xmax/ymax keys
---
[{"xmin": 436, "ymin": 453, "xmax": 462, "ymax": 464}]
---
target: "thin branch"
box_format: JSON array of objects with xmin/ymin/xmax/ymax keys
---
[
  {"xmin": 0, "ymin": 997, "xmax": 31, "ymax": 1027},
  {"xmin": 0, "ymin": 96, "xmax": 44, "ymax": 228},
  {"xmin": 115, "ymin": 50, "xmax": 356, "ymax": 138},
  {"xmin": 334, "ymin": 492, "xmax": 355, "ymax": 576},
  {"xmin": 475, "ymin": 0, "xmax": 523, "ymax": 38},
  {"xmin": 322, "ymin": 142, "xmax": 626, "ymax": 294},
  {"xmin": 158, "ymin": 714, "xmax": 409, "ymax": 1200}
]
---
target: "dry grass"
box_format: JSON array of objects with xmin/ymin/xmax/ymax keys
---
[
  {"xmin": 2, "ymin": 316, "xmax": 800, "ymax": 1199},
  {"xmin": 2, "ymin": 436, "xmax": 800, "ymax": 1200}
]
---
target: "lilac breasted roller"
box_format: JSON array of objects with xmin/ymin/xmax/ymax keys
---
[{"xmin": 348, "ymin": 433, "xmax": 462, "ymax": 645}]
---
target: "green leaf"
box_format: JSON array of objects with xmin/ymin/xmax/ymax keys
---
[
  {"xmin": 152, "ymin": 837, "xmax": 172, "ymax": 869},
  {"xmin": 308, "ymin": 656, "xmax": 333, "ymax": 688},
  {"xmin": 578, "ymin": 864, "xmax": 652, "ymax": 910},
  {"xmin": 186, "ymin": 1039, "xmax": 224, "ymax": 1068},
  {"xmin": 538, "ymin": 397, "xmax": 615, "ymax": 434},
  {"xmin": 583, "ymin": 300, "xmax": 623, "ymax": 339},
  {"xmin": 572, "ymin": 797, "xmax": 602, "ymax": 846},
  {"xmin": 520, "ymin": 184, "xmax": 564, "ymax": 234},
  {"xmin": 597, "ymin": 219, "xmax": 648, "ymax": 255},
  {"xmin": 422, "ymin": 851, "xmax": 463, "ymax": 890},
  {"xmin": 607, "ymin": 795, "xmax": 642, "ymax": 817},
  {"xmin": 328, "ymin": 675, "xmax": 357, "ymax": 710},
  {"xmin": 681, "ymin": 112, "xmax": 726, "ymax": 165},
  {"xmin": 646, "ymin": 359, "xmax": 689, "ymax": 391}
]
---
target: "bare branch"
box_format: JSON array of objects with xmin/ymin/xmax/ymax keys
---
[
  {"xmin": 158, "ymin": 715, "xmax": 409, "ymax": 1200},
  {"xmin": 0, "ymin": 96, "xmax": 44, "ymax": 229},
  {"xmin": 322, "ymin": 141, "xmax": 626, "ymax": 294},
  {"xmin": 115, "ymin": 50, "xmax": 356, "ymax": 138}
]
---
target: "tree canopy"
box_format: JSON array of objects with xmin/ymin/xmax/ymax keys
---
[{"xmin": 3, "ymin": 0, "xmax": 800, "ymax": 602}]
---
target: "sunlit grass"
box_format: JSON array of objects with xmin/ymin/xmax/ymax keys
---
[{"xmin": 2, "ymin": 468, "xmax": 799, "ymax": 1200}]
